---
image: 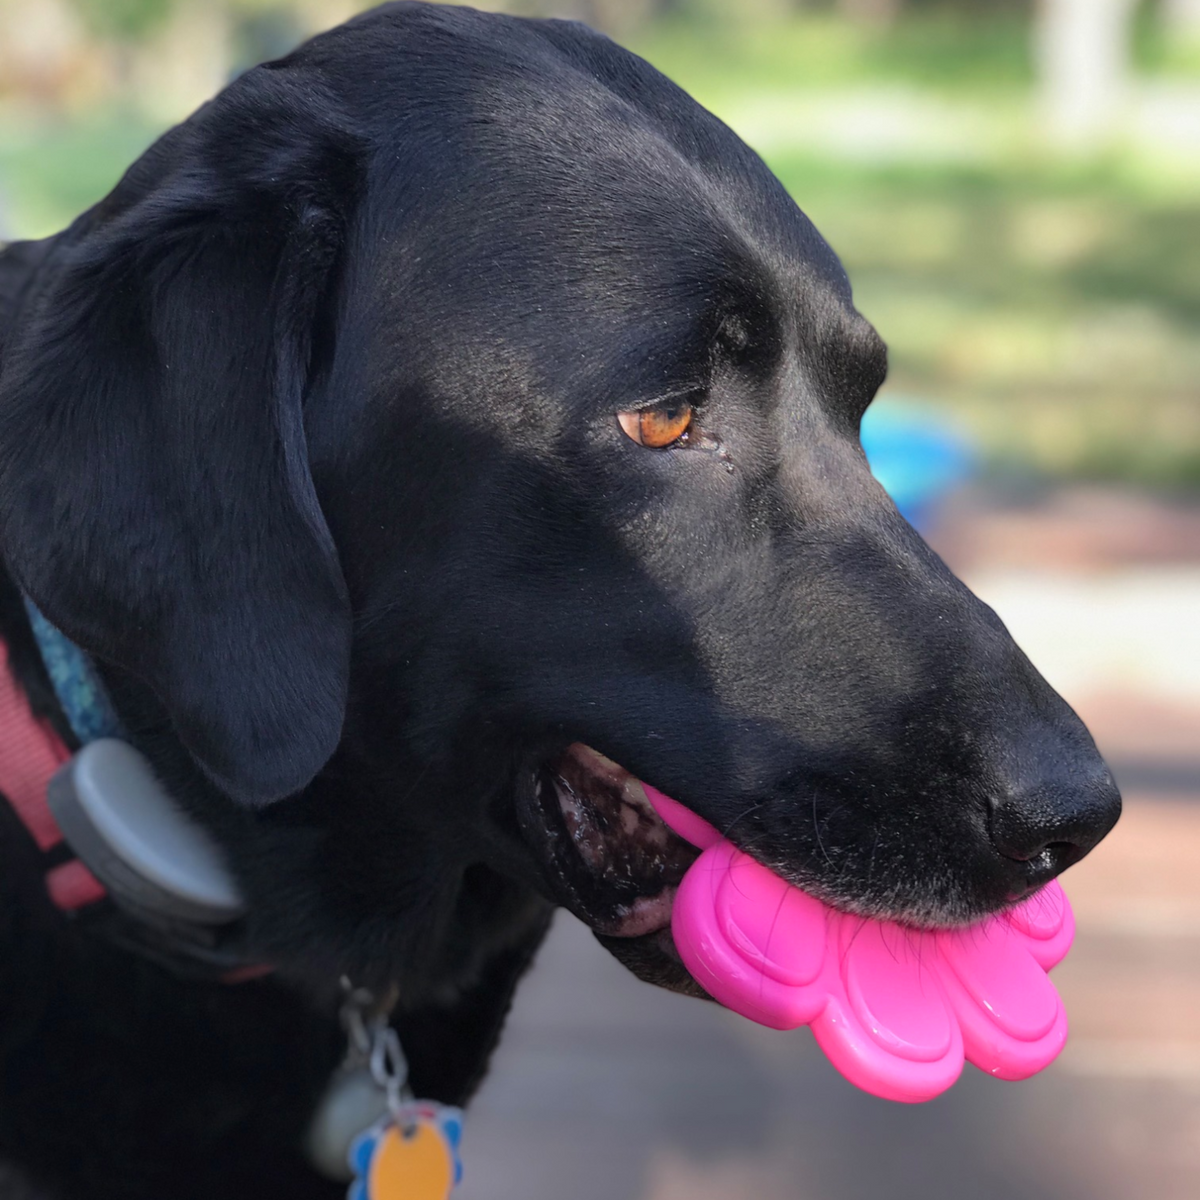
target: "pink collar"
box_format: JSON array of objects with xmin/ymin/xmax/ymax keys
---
[{"xmin": 0, "ymin": 639, "xmax": 107, "ymax": 911}]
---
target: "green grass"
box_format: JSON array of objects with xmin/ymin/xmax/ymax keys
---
[
  {"xmin": 0, "ymin": 112, "xmax": 161, "ymax": 238},
  {"xmin": 785, "ymin": 155, "xmax": 1200, "ymax": 485},
  {"xmin": 634, "ymin": 10, "xmax": 1035, "ymax": 103},
  {"xmin": 760, "ymin": 157, "xmax": 1200, "ymax": 487}
]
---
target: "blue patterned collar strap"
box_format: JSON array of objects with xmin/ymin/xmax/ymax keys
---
[{"xmin": 22, "ymin": 599, "xmax": 125, "ymax": 744}]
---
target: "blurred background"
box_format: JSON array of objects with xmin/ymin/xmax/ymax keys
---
[{"xmin": 2, "ymin": 1, "xmax": 1198, "ymax": 1197}]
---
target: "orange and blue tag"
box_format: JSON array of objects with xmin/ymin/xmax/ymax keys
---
[{"xmin": 348, "ymin": 1103, "xmax": 463, "ymax": 1200}]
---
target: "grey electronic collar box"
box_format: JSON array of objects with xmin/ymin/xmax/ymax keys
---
[{"xmin": 47, "ymin": 739, "xmax": 245, "ymax": 926}]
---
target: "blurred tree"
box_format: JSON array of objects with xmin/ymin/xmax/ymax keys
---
[
  {"xmin": 1035, "ymin": 0, "xmax": 1139, "ymax": 149},
  {"xmin": 73, "ymin": 0, "xmax": 175, "ymax": 39},
  {"xmin": 0, "ymin": 0, "xmax": 131, "ymax": 112},
  {"xmin": 556, "ymin": 0, "xmax": 661, "ymax": 35},
  {"xmin": 126, "ymin": 2, "xmax": 232, "ymax": 119},
  {"xmin": 1163, "ymin": 0, "xmax": 1200, "ymax": 36},
  {"xmin": 232, "ymin": 7, "xmax": 309, "ymax": 72},
  {"xmin": 0, "ymin": 0, "xmax": 87, "ymax": 102},
  {"xmin": 487, "ymin": 0, "xmax": 672, "ymax": 36},
  {"xmin": 836, "ymin": 0, "xmax": 903, "ymax": 26}
]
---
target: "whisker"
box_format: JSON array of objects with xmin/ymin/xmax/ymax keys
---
[
  {"xmin": 720, "ymin": 801, "xmax": 765, "ymax": 843},
  {"xmin": 812, "ymin": 786, "xmax": 834, "ymax": 868}
]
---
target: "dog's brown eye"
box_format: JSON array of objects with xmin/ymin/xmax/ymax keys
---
[{"xmin": 617, "ymin": 402, "xmax": 693, "ymax": 448}]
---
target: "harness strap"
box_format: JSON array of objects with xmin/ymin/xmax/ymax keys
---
[{"xmin": 0, "ymin": 639, "xmax": 107, "ymax": 910}]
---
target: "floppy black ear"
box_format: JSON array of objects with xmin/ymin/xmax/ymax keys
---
[{"xmin": 0, "ymin": 67, "xmax": 364, "ymax": 806}]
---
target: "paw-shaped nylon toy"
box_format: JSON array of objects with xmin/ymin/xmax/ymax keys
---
[{"xmin": 643, "ymin": 786, "xmax": 1075, "ymax": 1103}]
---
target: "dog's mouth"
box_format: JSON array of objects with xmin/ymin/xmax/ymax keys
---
[{"xmin": 517, "ymin": 742, "xmax": 700, "ymax": 943}]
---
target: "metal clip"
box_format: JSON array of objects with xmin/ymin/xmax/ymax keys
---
[
  {"xmin": 307, "ymin": 979, "xmax": 408, "ymax": 1179},
  {"xmin": 339, "ymin": 977, "xmax": 408, "ymax": 1117},
  {"xmin": 369, "ymin": 1023, "xmax": 408, "ymax": 1119}
]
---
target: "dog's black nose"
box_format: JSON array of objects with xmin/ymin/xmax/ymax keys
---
[{"xmin": 989, "ymin": 766, "xmax": 1122, "ymax": 878}]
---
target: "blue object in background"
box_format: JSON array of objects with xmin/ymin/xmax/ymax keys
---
[{"xmin": 860, "ymin": 398, "xmax": 974, "ymax": 532}]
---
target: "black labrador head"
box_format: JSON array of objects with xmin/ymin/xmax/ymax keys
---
[{"xmin": 0, "ymin": 3, "xmax": 1119, "ymax": 1000}]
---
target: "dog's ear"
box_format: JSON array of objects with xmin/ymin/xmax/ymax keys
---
[{"xmin": 0, "ymin": 68, "xmax": 364, "ymax": 807}]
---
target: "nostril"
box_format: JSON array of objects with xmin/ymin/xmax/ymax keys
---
[
  {"xmin": 1044, "ymin": 840, "xmax": 1078, "ymax": 858},
  {"xmin": 989, "ymin": 770, "xmax": 1122, "ymax": 869},
  {"xmin": 1043, "ymin": 840, "xmax": 1086, "ymax": 875}
]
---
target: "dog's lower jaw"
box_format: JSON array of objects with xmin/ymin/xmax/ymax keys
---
[
  {"xmin": 515, "ymin": 744, "xmax": 698, "ymax": 939},
  {"xmin": 595, "ymin": 928, "xmax": 713, "ymax": 1000}
]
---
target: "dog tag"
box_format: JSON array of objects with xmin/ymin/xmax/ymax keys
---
[{"xmin": 348, "ymin": 1105, "xmax": 463, "ymax": 1200}]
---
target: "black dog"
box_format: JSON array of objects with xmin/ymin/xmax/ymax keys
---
[{"xmin": 0, "ymin": 4, "xmax": 1120, "ymax": 1197}]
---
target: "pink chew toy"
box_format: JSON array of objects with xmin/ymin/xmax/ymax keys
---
[{"xmin": 642, "ymin": 785, "xmax": 1075, "ymax": 1103}]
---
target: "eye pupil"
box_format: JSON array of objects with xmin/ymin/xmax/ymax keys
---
[{"xmin": 618, "ymin": 401, "xmax": 694, "ymax": 448}]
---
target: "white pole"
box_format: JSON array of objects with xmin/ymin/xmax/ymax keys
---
[{"xmin": 1035, "ymin": 0, "xmax": 1140, "ymax": 150}]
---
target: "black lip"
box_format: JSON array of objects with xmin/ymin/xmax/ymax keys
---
[
  {"xmin": 594, "ymin": 928, "xmax": 712, "ymax": 1000},
  {"xmin": 513, "ymin": 744, "xmax": 697, "ymax": 937}
]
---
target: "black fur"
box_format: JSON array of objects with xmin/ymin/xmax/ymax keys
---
[{"xmin": 0, "ymin": 4, "xmax": 1119, "ymax": 1197}]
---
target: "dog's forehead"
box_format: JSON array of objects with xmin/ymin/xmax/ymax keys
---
[
  {"xmin": 319, "ymin": 8, "xmax": 876, "ymax": 447},
  {"xmin": 334, "ymin": 13, "xmax": 850, "ymax": 313},
  {"xmin": 354, "ymin": 147, "xmax": 856, "ymax": 415}
]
